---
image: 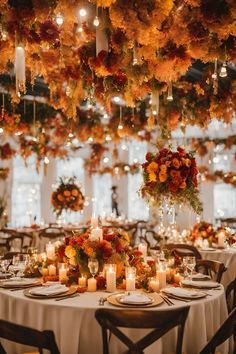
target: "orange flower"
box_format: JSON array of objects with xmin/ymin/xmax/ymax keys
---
[
  {"xmin": 71, "ymin": 189, "xmax": 79, "ymax": 197},
  {"xmin": 57, "ymin": 194, "xmax": 64, "ymax": 201},
  {"xmin": 147, "ymin": 161, "xmax": 158, "ymax": 173},
  {"xmin": 165, "ymin": 160, "xmax": 171, "ymax": 167},
  {"xmin": 179, "ymin": 181, "xmax": 187, "ymax": 189},
  {"xmin": 172, "ymin": 158, "xmax": 180, "ymax": 169},
  {"xmin": 159, "ymin": 172, "xmax": 167, "ymax": 182},
  {"xmin": 170, "ymin": 170, "xmax": 180, "ymax": 178},
  {"xmin": 63, "ymin": 190, "xmax": 71, "ymax": 197},
  {"xmin": 148, "ymin": 172, "xmax": 157, "ymax": 182},
  {"xmin": 160, "ymin": 164, "xmax": 167, "ymax": 173},
  {"xmin": 182, "ymin": 158, "xmax": 191, "ymax": 167}
]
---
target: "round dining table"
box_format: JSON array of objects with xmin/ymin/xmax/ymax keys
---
[
  {"xmin": 200, "ymin": 247, "xmax": 236, "ymax": 288},
  {"xmin": 0, "ymin": 284, "xmax": 230, "ymax": 354}
]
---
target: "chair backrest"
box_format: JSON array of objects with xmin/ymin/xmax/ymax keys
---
[
  {"xmin": 39, "ymin": 227, "xmax": 65, "ymax": 240},
  {"xmin": 226, "ymin": 278, "xmax": 236, "ymax": 313},
  {"xmin": 164, "ymin": 243, "xmax": 202, "ymax": 260},
  {"xmin": 199, "ymin": 308, "xmax": 236, "ymax": 354},
  {"xmin": 195, "ymin": 259, "xmax": 227, "ymax": 283},
  {"xmin": 5, "ymin": 235, "xmax": 24, "ymax": 252},
  {"xmin": 95, "ymin": 307, "xmax": 190, "ymax": 354},
  {"xmin": 0, "ymin": 319, "xmax": 60, "ymax": 354}
]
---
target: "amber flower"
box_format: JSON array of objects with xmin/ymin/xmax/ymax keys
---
[{"xmin": 40, "ymin": 20, "xmax": 60, "ymax": 42}]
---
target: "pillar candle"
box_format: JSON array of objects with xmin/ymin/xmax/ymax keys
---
[
  {"xmin": 106, "ymin": 265, "xmax": 116, "ymax": 292},
  {"xmin": 78, "ymin": 275, "xmax": 87, "ymax": 287},
  {"xmin": 91, "ymin": 215, "xmax": 99, "ymax": 229},
  {"xmin": 157, "ymin": 270, "xmax": 166, "ymax": 289},
  {"xmin": 218, "ymin": 232, "xmax": 225, "ymax": 248},
  {"xmin": 174, "ymin": 272, "xmax": 182, "ymax": 284},
  {"xmin": 59, "ymin": 264, "xmax": 68, "ymax": 282},
  {"xmin": 126, "ymin": 276, "xmax": 135, "ymax": 292},
  {"xmin": 90, "ymin": 227, "xmax": 103, "ymax": 241},
  {"xmin": 149, "ymin": 278, "xmax": 160, "ymax": 292},
  {"xmin": 87, "ymin": 277, "xmax": 97, "ymax": 292},
  {"xmin": 48, "ymin": 264, "xmax": 56, "ymax": 276},
  {"xmin": 41, "ymin": 267, "xmax": 48, "ymax": 277},
  {"xmin": 46, "ymin": 242, "xmax": 55, "ymax": 260},
  {"xmin": 138, "ymin": 243, "xmax": 147, "ymax": 258}
]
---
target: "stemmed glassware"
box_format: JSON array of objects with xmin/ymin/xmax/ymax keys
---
[
  {"xmin": 88, "ymin": 258, "xmax": 99, "ymax": 278},
  {"xmin": 183, "ymin": 256, "xmax": 196, "ymax": 280}
]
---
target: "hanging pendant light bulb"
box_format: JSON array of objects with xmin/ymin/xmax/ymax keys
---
[
  {"xmin": 15, "ymin": 43, "xmax": 26, "ymax": 95},
  {"xmin": 93, "ymin": 7, "xmax": 100, "ymax": 27},
  {"xmin": 55, "ymin": 13, "xmax": 64, "ymax": 26},
  {"xmin": 219, "ymin": 62, "xmax": 227, "ymax": 78},
  {"xmin": 132, "ymin": 43, "xmax": 138, "ymax": 65},
  {"xmin": 79, "ymin": 8, "xmax": 87, "ymax": 17},
  {"xmin": 167, "ymin": 82, "xmax": 173, "ymax": 101},
  {"xmin": 212, "ymin": 59, "xmax": 218, "ymax": 79},
  {"xmin": 212, "ymin": 59, "xmax": 218, "ymax": 95}
]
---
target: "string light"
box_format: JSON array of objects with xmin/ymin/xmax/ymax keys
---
[
  {"xmin": 79, "ymin": 8, "xmax": 87, "ymax": 17},
  {"xmin": 103, "ymin": 157, "xmax": 109, "ymax": 163},
  {"xmin": 44, "ymin": 157, "xmax": 50, "ymax": 164},
  {"xmin": 167, "ymin": 82, "xmax": 173, "ymax": 101},
  {"xmin": 219, "ymin": 62, "xmax": 227, "ymax": 78},
  {"xmin": 132, "ymin": 43, "xmax": 138, "ymax": 65},
  {"xmin": 1, "ymin": 30, "xmax": 7, "ymax": 41},
  {"xmin": 55, "ymin": 13, "xmax": 64, "ymax": 26},
  {"xmin": 0, "ymin": 128, "xmax": 4, "ymax": 134},
  {"xmin": 68, "ymin": 132, "xmax": 74, "ymax": 138},
  {"xmin": 93, "ymin": 16, "xmax": 100, "ymax": 27}
]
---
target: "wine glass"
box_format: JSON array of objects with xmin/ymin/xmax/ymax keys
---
[
  {"xmin": 88, "ymin": 258, "xmax": 99, "ymax": 278},
  {"xmin": 186, "ymin": 256, "xmax": 196, "ymax": 280},
  {"xmin": 182, "ymin": 257, "xmax": 189, "ymax": 279}
]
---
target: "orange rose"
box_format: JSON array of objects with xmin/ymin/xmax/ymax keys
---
[
  {"xmin": 57, "ymin": 194, "xmax": 64, "ymax": 202},
  {"xmin": 170, "ymin": 170, "xmax": 180, "ymax": 178},
  {"xmin": 147, "ymin": 161, "xmax": 158, "ymax": 173},
  {"xmin": 159, "ymin": 172, "xmax": 167, "ymax": 182},
  {"xmin": 165, "ymin": 161, "xmax": 171, "ymax": 167},
  {"xmin": 64, "ymin": 190, "xmax": 71, "ymax": 197},
  {"xmin": 182, "ymin": 158, "xmax": 191, "ymax": 167},
  {"xmin": 179, "ymin": 181, "xmax": 186, "ymax": 189},
  {"xmin": 160, "ymin": 164, "xmax": 167, "ymax": 173},
  {"xmin": 71, "ymin": 189, "xmax": 79, "ymax": 197},
  {"xmin": 172, "ymin": 158, "xmax": 180, "ymax": 169}
]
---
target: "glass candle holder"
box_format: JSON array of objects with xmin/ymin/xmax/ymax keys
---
[
  {"xmin": 149, "ymin": 277, "xmax": 160, "ymax": 292},
  {"xmin": 106, "ymin": 264, "xmax": 116, "ymax": 292},
  {"xmin": 125, "ymin": 267, "xmax": 136, "ymax": 292}
]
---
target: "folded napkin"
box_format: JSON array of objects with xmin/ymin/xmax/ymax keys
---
[
  {"xmin": 162, "ymin": 287, "xmax": 199, "ymax": 298},
  {"xmin": 192, "ymin": 273, "xmax": 211, "ymax": 281},
  {"xmin": 120, "ymin": 293, "xmax": 152, "ymax": 304},
  {"xmin": 30, "ymin": 284, "xmax": 68, "ymax": 296},
  {"xmin": 181, "ymin": 279, "xmax": 219, "ymax": 289},
  {"xmin": 2, "ymin": 278, "xmax": 37, "ymax": 286}
]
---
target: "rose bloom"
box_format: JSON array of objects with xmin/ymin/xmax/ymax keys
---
[
  {"xmin": 71, "ymin": 189, "xmax": 79, "ymax": 197},
  {"xmin": 170, "ymin": 170, "xmax": 181, "ymax": 178},
  {"xmin": 159, "ymin": 172, "xmax": 167, "ymax": 182},
  {"xmin": 179, "ymin": 180, "xmax": 187, "ymax": 189},
  {"xmin": 172, "ymin": 158, "xmax": 181, "ymax": 169},
  {"xmin": 64, "ymin": 190, "xmax": 71, "ymax": 197},
  {"xmin": 57, "ymin": 194, "xmax": 64, "ymax": 202}
]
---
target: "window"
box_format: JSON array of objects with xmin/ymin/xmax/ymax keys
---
[
  {"xmin": 128, "ymin": 141, "xmax": 149, "ymax": 220},
  {"xmin": 92, "ymin": 173, "xmax": 112, "ymax": 216},
  {"xmin": 214, "ymin": 183, "xmax": 236, "ymax": 219},
  {"xmin": 11, "ymin": 155, "xmax": 42, "ymax": 227}
]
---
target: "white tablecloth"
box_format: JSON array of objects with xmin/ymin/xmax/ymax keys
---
[
  {"xmin": 0, "ymin": 286, "xmax": 230, "ymax": 354},
  {"xmin": 200, "ymin": 247, "xmax": 236, "ymax": 288}
]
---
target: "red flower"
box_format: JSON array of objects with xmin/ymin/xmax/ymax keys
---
[
  {"xmin": 113, "ymin": 71, "xmax": 127, "ymax": 87},
  {"xmin": 40, "ymin": 20, "xmax": 60, "ymax": 42},
  {"xmin": 145, "ymin": 152, "xmax": 153, "ymax": 162},
  {"xmin": 112, "ymin": 30, "xmax": 126, "ymax": 46},
  {"xmin": 98, "ymin": 240, "xmax": 113, "ymax": 258},
  {"xmin": 103, "ymin": 232, "xmax": 116, "ymax": 242},
  {"xmin": 96, "ymin": 275, "xmax": 106, "ymax": 290}
]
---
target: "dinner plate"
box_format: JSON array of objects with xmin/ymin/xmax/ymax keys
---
[
  {"xmin": 0, "ymin": 273, "xmax": 11, "ymax": 279},
  {"xmin": 119, "ymin": 293, "xmax": 153, "ymax": 305},
  {"xmin": 200, "ymin": 248, "xmax": 216, "ymax": 251},
  {"xmin": 0, "ymin": 278, "xmax": 41, "ymax": 289},
  {"xmin": 162, "ymin": 287, "xmax": 207, "ymax": 299},
  {"xmin": 24, "ymin": 286, "xmax": 76, "ymax": 299},
  {"xmin": 181, "ymin": 279, "xmax": 220, "ymax": 289},
  {"xmin": 107, "ymin": 292, "xmax": 164, "ymax": 308}
]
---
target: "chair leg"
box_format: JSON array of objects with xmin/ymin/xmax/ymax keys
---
[{"xmin": 0, "ymin": 342, "xmax": 6, "ymax": 354}]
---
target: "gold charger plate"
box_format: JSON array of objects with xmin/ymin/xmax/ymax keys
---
[
  {"xmin": 0, "ymin": 279, "xmax": 41, "ymax": 289},
  {"xmin": 23, "ymin": 286, "xmax": 76, "ymax": 299},
  {"xmin": 107, "ymin": 292, "xmax": 164, "ymax": 308}
]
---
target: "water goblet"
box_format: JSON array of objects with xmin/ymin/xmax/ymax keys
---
[
  {"xmin": 88, "ymin": 258, "xmax": 99, "ymax": 278},
  {"xmin": 186, "ymin": 256, "xmax": 196, "ymax": 280}
]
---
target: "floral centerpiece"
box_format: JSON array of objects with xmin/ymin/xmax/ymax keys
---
[
  {"xmin": 51, "ymin": 177, "xmax": 84, "ymax": 216},
  {"xmin": 140, "ymin": 146, "xmax": 202, "ymax": 214},
  {"xmin": 189, "ymin": 221, "xmax": 216, "ymax": 245},
  {"xmin": 63, "ymin": 227, "xmax": 130, "ymax": 281}
]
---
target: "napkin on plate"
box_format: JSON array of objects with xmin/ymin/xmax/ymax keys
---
[
  {"xmin": 30, "ymin": 284, "xmax": 68, "ymax": 296},
  {"xmin": 2, "ymin": 278, "xmax": 37, "ymax": 286},
  {"xmin": 192, "ymin": 273, "xmax": 211, "ymax": 281},
  {"xmin": 162, "ymin": 287, "xmax": 200, "ymax": 298},
  {"xmin": 181, "ymin": 279, "xmax": 220, "ymax": 289},
  {"xmin": 120, "ymin": 293, "xmax": 152, "ymax": 304}
]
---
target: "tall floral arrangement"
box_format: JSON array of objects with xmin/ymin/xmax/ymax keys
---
[
  {"xmin": 51, "ymin": 177, "xmax": 84, "ymax": 216},
  {"xmin": 140, "ymin": 146, "xmax": 202, "ymax": 214}
]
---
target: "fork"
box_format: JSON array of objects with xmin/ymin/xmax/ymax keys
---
[
  {"xmin": 159, "ymin": 294, "xmax": 174, "ymax": 306},
  {"xmin": 98, "ymin": 297, "xmax": 107, "ymax": 306}
]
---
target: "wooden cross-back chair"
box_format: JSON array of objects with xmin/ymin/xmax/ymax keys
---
[
  {"xmin": 95, "ymin": 307, "xmax": 190, "ymax": 354},
  {"xmin": 199, "ymin": 308, "xmax": 236, "ymax": 354},
  {"xmin": 164, "ymin": 243, "xmax": 202, "ymax": 260},
  {"xmin": 38, "ymin": 227, "xmax": 65, "ymax": 241},
  {"xmin": 226, "ymin": 278, "xmax": 236, "ymax": 313},
  {"xmin": 0, "ymin": 319, "xmax": 60, "ymax": 354},
  {"xmin": 195, "ymin": 259, "xmax": 227, "ymax": 283}
]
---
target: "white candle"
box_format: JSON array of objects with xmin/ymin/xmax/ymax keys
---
[
  {"xmin": 91, "ymin": 215, "xmax": 99, "ymax": 229},
  {"xmin": 174, "ymin": 272, "xmax": 182, "ymax": 284},
  {"xmin": 46, "ymin": 242, "xmax": 55, "ymax": 260},
  {"xmin": 87, "ymin": 277, "xmax": 97, "ymax": 292},
  {"xmin": 78, "ymin": 275, "xmax": 87, "ymax": 287},
  {"xmin": 138, "ymin": 243, "xmax": 147, "ymax": 258},
  {"xmin": 48, "ymin": 264, "xmax": 56, "ymax": 276},
  {"xmin": 149, "ymin": 278, "xmax": 160, "ymax": 292},
  {"xmin": 59, "ymin": 264, "xmax": 68, "ymax": 282},
  {"xmin": 218, "ymin": 232, "xmax": 225, "ymax": 248},
  {"xmin": 157, "ymin": 270, "xmax": 166, "ymax": 289},
  {"xmin": 126, "ymin": 276, "xmax": 136, "ymax": 292},
  {"xmin": 90, "ymin": 227, "xmax": 103, "ymax": 241},
  {"xmin": 106, "ymin": 264, "xmax": 116, "ymax": 292}
]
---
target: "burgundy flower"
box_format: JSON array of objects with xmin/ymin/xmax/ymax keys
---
[
  {"xmin": 28, "ymin": 29, "xmax": 41, "ymax": 44},
  {"xmin": 113, "ymin": 71, "xmax": 127, "ymax": 87},
  {"xmin": 145, "ymin": 152, "xmax": 153, "ymax": 162},
  {"xmin": 40, "ymin": 20, "xmax": 60, "ymax": 42},
  {"xmin": 112, "ymin": 30, "xmax": 126, "ymax": 46}
]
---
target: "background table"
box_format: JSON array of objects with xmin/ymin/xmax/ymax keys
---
[
  {"xmin": 200, "ymin": 247, "xmax": 236, "ymax": 288},
  {"xmin": 0, "ymin": 286, "xmax": 229, "ymax": 354}
]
